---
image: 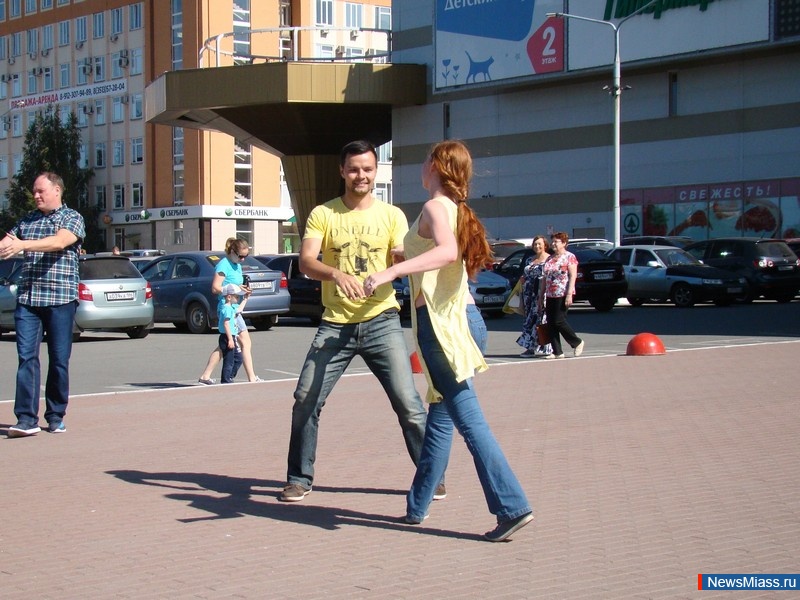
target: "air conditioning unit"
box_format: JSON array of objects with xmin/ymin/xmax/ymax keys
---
[
  {"xmin": 121, "ymin": 95, "xmax": 129, "ymax": 104},
  {"xmin": 75, "ymin": 41, "xmax": 84, "ymax": 50},
  {"xmin": 30, "ymin": 52, "xmax": 37, "ymax": 60},
  {"xmin": 81, "ymin": 64, "xmax": 92, "ymax": 75},
  {"xmin": 335, "ymin": 45, "xmax": 345, "ymax": 55},
  {"xmin": 118, "ymin": 57, "xmax": 129, "ymax": 68},
  {"xmin": 41, "ymin": 48, "xmax": 50, "ymax": 57},
  {"xmin": 109, "ymin": 33, "xmax": 119, "ymax": 43},
  {"xmin": 82, "ymin": 105, "xmax": 94, "ymax": 115},
  {"xmin": 119, "ymin": 49, "xmax": 129, "ymax": 58},
  {"xmin": 8, "ymin": 57, "xmax": 15, "ymax": 65}
]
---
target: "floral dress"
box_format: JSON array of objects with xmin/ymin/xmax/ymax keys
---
[{"xmin": 516, "ymin": 258, "xmax": 552, "ymax": 353}]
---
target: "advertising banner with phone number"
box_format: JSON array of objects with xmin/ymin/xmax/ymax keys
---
[{"xmin": 434, "ymin": 0, "xmax": 564, "ymax": 90}]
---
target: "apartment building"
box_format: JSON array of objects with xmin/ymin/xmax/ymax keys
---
[{"xmin": 1, "ymin": 0, "xmax": 392, "ymax": 253}]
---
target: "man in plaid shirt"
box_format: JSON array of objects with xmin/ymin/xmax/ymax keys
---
[{"xmin": 0, "ymin": 172, "xmax": 85, "ymax": 438}]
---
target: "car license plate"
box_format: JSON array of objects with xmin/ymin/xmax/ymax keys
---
[
  {"xmin": 727, "ymin": 287, "xmax": 742, "ymax": 293},
  {"xmin": 594, "ymin": 272, "xmax": 613, "ymax": 280},
  {"xmin": 106, "ymin": 291, "xmax": 135, "ymax": 301},
  {"xmin": 483, "ymin": 295, "xmax": 504, "ymax": 303},
  {"xmin": 778, "ymin": 265, "xmax": 793, "ymax": 271},
  {"xmin": 248, "ymin": 281, "xmax": 273, "ymax": 291}
]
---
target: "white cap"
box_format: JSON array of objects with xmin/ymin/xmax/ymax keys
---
[{"xmin": 221, "ymin": 284, "xmax": 243, "ymax": 296}]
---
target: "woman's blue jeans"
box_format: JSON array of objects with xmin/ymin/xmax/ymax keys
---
[
  {"xmin": 407, "ymin": 305, "xmax": 531, "ymax": 523},
  {"xmin": 14, "ymin": 301, "xmax": 77, "ymax": 427}
]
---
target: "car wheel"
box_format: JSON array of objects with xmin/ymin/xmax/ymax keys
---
[
  {"xmin": 671, "ymin": 283, "xmax": 695, "ymax": 308},
  {"xmin": 626, "ymin": 297, "xmax": 645, "ymax": 307},
  {"xmin": 126, "ymin": 326, "xmax": 150, "ymax": 339},
  {"xmin": 589, "ymin": 297, "xmax": 615, "ymax": 312},
  {"xmin": 186, "ymin": 302, "xmax": 211, "ymax": 334},
  {"xmin": 252, "ymin": 315, "xmax": 278, "ymax": 330}
]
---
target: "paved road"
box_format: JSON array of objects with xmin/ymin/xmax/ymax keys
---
[{"xmin": 0, "ymin": 299, "xmax": 797, "ymax": 402}]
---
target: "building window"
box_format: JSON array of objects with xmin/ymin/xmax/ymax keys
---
[
  {"xmin": 173, "ymin": 168, "xmax": 184, "ymax": 205},
  {"xmin": 129, "ymin": 2, "xmax": 142, "ymax": 30},
  {"xmin": 94, "ymin": 142, "xmax": 106, "ymax": 167},
  {"xmin": 94, "ymin": 56, "xmax": 105, "ymax": 81},
  {"xmin": 58, "ymin": 20, "xmax": 69, "ymax": 46},
  {"xmin": 95, "ymin": 185, "xmax": 106, "ymax": 209},
  {"xmin": 76, "ymin": 61, "xmax": 88, "ymax": 85},
  {"xmin": 112, "ymin": 96, "xmax": 124, "ymax": 122},
  {"xmin": 60, "ymin": 107, "xmax": 70, "ymax": 125},
  {"xmin": 26, "ymin": 28, "xmax": 37, "ymax": 54},
  {"xmin": 113, "ymin": 184, "xmax": 124, "ymax": 209},
  {"xmin": 75, "ymin": 16, "xmax": 87, "ymax": 42},
  {"xmin": 42, "ymin": 24, "xmax": 53, "ymax": 50},
  {"xmin": 42, "ymin": 0, "xmax": 52, "ymax": 9},
  {"xmin": 0, "ymin": 81, "xmax": 6, "ymax": 100},
  {"xmin": 25, "ymin": 0, "xmax": 35, "ymax": 14},
  {"xmin": 59, "ymin": 63, "xmax": 70, "ymax": 87},
  {"xmin": 94, "ymin": 98, "xmax": 105, "ymax": 125},
  {"xmin": 12, "ymin": 113, "xmax": 22, "ymax": 137},
  {"xmin": 374, "ymin": 6, "xmax": 391, "ymax": 30},
  {"xmin": 10, "ymin": 0, "xmax": 20, "ymax": 18},
  {"xmin": 130, "ymin": 93, "xmax": 143, "ymax": 119},
  {"xmin": 42, "ymin": 66, "xmax": 53, "ymax": 91},
  {"xmin": 57, "ymin": 0, "xmax": 68, "ymax": 6},
  {"xmin": 668, "ymin": 72, "xmax": 678, "ymax": 117},
  {"xmin": 173, "ymin": 127, "xmax": 184, "ymax": 164},
  {"xmin": 78, "ymin": 143, "xmax": 88, "ymax": 169},
  {"xmin": 11, "ymin": 73, "xmax": 22, "ymax": 97},
  {"xmin": 111, "ymin": 51, "xmax": 123, "ymax": 78},
  {"xmin": 374, "ymin": 182, "xmax": 392, "ymax": 204},
  {"xmin": 235, "ymin": 220, "xmax": 253, "ymax": 249},
  {"xmin": 345, "ymin": 3, "xmax": 362, "ymax": 29},
  {"xmin": 171, "ymin": 0, "xmax": 182, "ymax": 70},
  {"xmin": 0, "ymin": 36, "xmax": 5, "ymax": 60},
  {"xmin": 10, "ymin": 31, "xmax": 21, "ymax": 56},
  {"xmin": 130, "ymin": 47, "xmax": 142, "ymax": 75},
  {"xmin": 0, "ymin": 1, "xmax": 6, "ymax": 21},
  {"xmin": 316, "ymin": 0, "xmax": 332, "ymax": 26},
  {"xmin": 112, "ymin": 139, "xmax": 124, "ymax": 166},
  {"xmin": 13, "ymin": 153, "xmax": 23, "ymax": 174},
  {"xmin": 110, "ymin": 7, "xmax": 122, "ymax": 35},
  {"xmin": 92, "ymin": 12, "xmax": 104, "ymax": 38},
  {"xmin": 131, "ymin": 182, "xmax": 143, "ymax": 208},
  {"xmin": 27, "ymin": 71, "xmax": 36, "ymax": 94},
  {"xmin": 131, "ymin": 137, "xmax": 143, "ymax": 164},
  {"xmin": 0, "ymin": 156, "xmax": 8, "ymax": 179},
  {"xmin": 76, "ymin": 103, "xmax": 89, "ymax": 127}
]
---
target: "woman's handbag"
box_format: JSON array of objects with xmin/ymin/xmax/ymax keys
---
[
  {"xmin": 535, "ymin": 321, "xmax": 551, "ymax": 345},
  {"xmin": 503, "ymin": 279, "xmax": 524, "ymax": 316}
]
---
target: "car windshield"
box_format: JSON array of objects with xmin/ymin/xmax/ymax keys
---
[
  {"xmin": 490, "ymin": 242, "xmax": 525, "ymax": 259},
  {"xmin": 653, "ymin": 248, "xmax": 700, "ymax": 266},
  {"xmin": 80, "ymin": 258, "xmax": 143, "ymax": 279}
]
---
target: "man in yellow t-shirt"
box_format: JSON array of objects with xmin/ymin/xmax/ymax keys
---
[{"xmin": 280, "ymin": 140, "xmax": 440, "ymax": 503}]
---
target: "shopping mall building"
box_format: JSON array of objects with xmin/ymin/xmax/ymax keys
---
[{"xmin": 3, "ymin": 0, "xmax": 800, "ymax": 249}]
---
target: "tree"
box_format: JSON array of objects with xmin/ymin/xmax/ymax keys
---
[{"xmin": 1, "ymin": 104, "xmax": 101, "ymax": 251}]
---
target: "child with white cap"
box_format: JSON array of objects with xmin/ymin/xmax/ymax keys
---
[{"xmin": 218, "ymin": 284, "xmax": 249, "ymax": 383}]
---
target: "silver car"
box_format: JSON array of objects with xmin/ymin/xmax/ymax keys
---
[{"xmin": 0, "ymin": 255, "xmax": 154, "ymax": 340}]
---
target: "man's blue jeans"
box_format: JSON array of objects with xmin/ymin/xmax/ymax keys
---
[
  {"xmin": 287, "ymin": 310, "xmax": 427, "ymax": 489},
  {"xmin": 14, "ymin": 301, "xmax": 77, "ymax": 427},
  {"xmin": 406, "ymin": 305, "xmax": 531, "ymax": 523}
]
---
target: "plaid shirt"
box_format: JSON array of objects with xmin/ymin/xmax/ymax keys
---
[{"xmin": 11, "ymin": 205, "xmax": 85, "ymax": 307}]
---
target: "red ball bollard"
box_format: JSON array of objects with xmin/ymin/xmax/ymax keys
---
[{"xmin": 626, "ymin": 332, "xmax": 666, "ymax": 356}]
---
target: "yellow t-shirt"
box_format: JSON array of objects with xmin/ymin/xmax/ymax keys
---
[
  {"xmin": 404, "ymin": 197, "xmax": 488, "ymax": 403},
  {"xmin": 304, "ymin": 197, "xmax": 408, "ymax": 324}
]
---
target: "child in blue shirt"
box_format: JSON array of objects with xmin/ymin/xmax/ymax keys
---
[{"xmin": 218, "ymin": 284, "xmax": 248, "ymax": 383}]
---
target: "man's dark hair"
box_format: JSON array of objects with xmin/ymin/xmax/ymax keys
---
[
  {"xmin": 38, "ymin": 172, "xmax": 65, "ymax": 193},
  {"xmin": 340, "ymin": 140, "xmax": 378, "ymax": 167}
]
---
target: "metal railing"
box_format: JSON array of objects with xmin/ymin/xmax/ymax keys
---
[{"xmin": 199, "ymin": 26, "xmax": 392, "ymax": 68}]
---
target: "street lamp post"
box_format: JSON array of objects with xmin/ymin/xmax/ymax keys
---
[{"xmin": 548, "ymin": 0, "xmax": 658, "ymax": 247}]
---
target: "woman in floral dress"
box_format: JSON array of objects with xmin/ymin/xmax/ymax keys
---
[{"xmin": 516, "ymin": 235, "xmax": 552, "ymax": 358}]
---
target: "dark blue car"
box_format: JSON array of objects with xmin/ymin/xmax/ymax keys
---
[{"xmin": 140, "ymin": 251, "xmax": 290, "ymax": 333}]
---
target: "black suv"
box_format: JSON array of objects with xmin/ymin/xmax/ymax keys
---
[
  {"xmin": 683, "ymin": 238, "xmax": 800, "ymax": 303},
  {"xmin": 493, "ymin": 248, "xmax": 627, "ymax": 312}
]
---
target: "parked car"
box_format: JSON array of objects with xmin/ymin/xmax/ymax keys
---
[
  {"xmin": 620, "ymin": 235, "xmax": 693, "ymax": 248},
  {"xmin": 468, "ymin": 269, "xmax": 513, "ymax": 316},
  {"xmin": 493, "ymin": 248, "xmax": 627, "ymax": 311},
  {"xmin": 1, "ymin": 255, "xmax": 154, "ymax": 340},
  {"xmin": 568, "ymin": 238, "xmax": 615, "ymax": 252},
  {"xmin": 607, "ymin": 245, "xmax": 746, "ymax": 307},
  {"xmin": 255, "ymin": 253, "xmax": 411, "ymax": 323},
  {"xmin": 140, "ymin": 251, "xmax": 290, "ymax": 333},
  {"xmin": 683, "ymin": 238, "xmax": 800, "ymax": 303},
  {"xmin": 487, "ymin": 239, "xmax": 525, "ymax": 266},
  {"xmin": 0, "ymin": 256, "xmax": 26, "ymax": 337}
]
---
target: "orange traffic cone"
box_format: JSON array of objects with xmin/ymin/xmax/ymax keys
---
[{"xmin": 409, "ymin": 351, "xmax": 423, "ymax": 374}]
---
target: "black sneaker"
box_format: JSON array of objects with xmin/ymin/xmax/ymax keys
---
[
  {"xmin": 8, "ymin": 423, "xmax": 41, "ymax": 438},
  {"xmin": 49, "ymin": 421, "xmax": 66, "ymax": 433},
  {"xmin": 433, "ymin": 483, "xmax": 447, "ymax": 500},
  {"xmin": 279, "ymin": 483, "xmax": 311, "ymax": 502},
  {"xmin": 484, "ymin": 512, "xmax": 533, "ymax": 542}
]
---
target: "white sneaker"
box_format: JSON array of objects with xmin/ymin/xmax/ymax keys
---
[
  {"xmin": 574, "ymin": 341, "xmax": 585, "ymax": 357},
  {"xmin": 544, "ymin": 354, "xmax": 565, "ymax": 360}
]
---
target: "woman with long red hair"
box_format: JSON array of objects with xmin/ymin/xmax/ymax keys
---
[{"xmin": 365, "ymin": 140, "xmax": 533, "ymax": 542}]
